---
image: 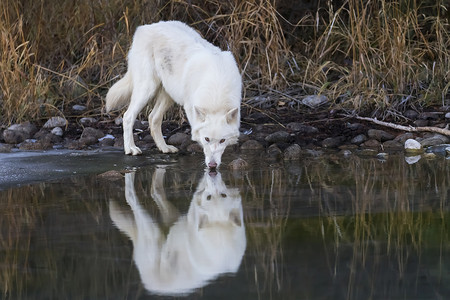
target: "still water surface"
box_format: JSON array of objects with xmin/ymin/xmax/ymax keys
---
[{"xmin": 0, "ymin": 151, "xmax": 449, "ymax": 299}]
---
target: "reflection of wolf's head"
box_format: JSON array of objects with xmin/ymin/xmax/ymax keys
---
[{"xmin": 189, "ymin": 171, "xmax": 243, "ymax": 230}]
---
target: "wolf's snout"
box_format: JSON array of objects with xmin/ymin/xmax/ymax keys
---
[{"xmin": 208, "ymin": 161, "xmax": 218, "ymax": 169}]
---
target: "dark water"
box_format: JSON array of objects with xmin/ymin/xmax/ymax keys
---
[{"xmin": 0, "ymin": 150, "xmax": 449, "ymax": 299}]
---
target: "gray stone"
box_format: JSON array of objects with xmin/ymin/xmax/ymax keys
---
[
  {"xmin": 168, "ymin": 132, "xmax": 190, "ymax": 146},
  {"xmin": 350, "ymin": 134, "xmax": 367, "ymax": 145},
  {"xmin": 414, "ymin": 119, "xmax": 428, "ymax": 127},
  {"xmin": 363, "ymin": 139, "xmax": 381, "ymax": 148},
  {"xmin": 322, "ymin": 136, "xmax": 345, "ymax": 148},
  {"xmin": 80, "ymin": 117, "xmax": 97, "ymax": 126},
  {"xmin": 419, "ymin": 112, "xmax": 440, "ymax": 120},
  {"xmin": 404, "ymin": 110, "xmax": 419, "ymax": 119},
  {"xmin": 302, "ymin": 95, "xmax": 328, "ymax": 108},
  {"xmin": 241, "ymin": 139, "xmax": 263, "ymax": 150},
  {"xmin": 0, "ymin": 143, "xmax": 13, "ymax": 153},
  {"xmin": 51, "ymin": 127, "xmax": 64, "ymax": 137},
  {"xmin": 404, "ymin": 139, "xmax": 423, "ymax": 154},
  {"xmin": 286, "ymin": 122, "xmax": 318, "ymax": 134},
  {"xmin": 382, "ymin": 140, "xmax": 403, "ymax": 151},
  {"xmin": 3, "ymin": 122, "xmax": 38, "ymax": 144},
  {"xmin": 445, "ymin": 112, "xmax": 450, "ymax": 119},
  {"xmin": 420, "ymin": 134, "xmax": 449, "ymax": 147},
  {"xmin": 79, "ymin": 127, "xmax": 104, "ymax": 146},
  {"xmin": 43, "ymin": 117, "xmax": 67, "ymax": 129},
  {"xmin": 367, "ymin": 129, "xmax": 395, "ymax": 142},
  {"xmin": 394, "ymin": 133, "xmax": 415, "ymax": 144},
  {"xmin": 265, "ymin": 131, "xmax": 290, "ymax": 143},
  {"xmin": 72, "ymin": 105, "xmax": 86, "ymax": 111},
  {"xmin": 283, "ymin": 144, "xmax": 302, "ymax": 160},
  {"xmin": 187, "ymin": 142, "xmax": 203, "ymax": 153}
]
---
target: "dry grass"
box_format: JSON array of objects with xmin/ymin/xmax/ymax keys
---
[{"xmin": 0, "ymin": 0, "xmax": 448, "ymax": 125}]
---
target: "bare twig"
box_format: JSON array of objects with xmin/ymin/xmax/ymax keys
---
[{"xmin": 344, "ymin": 114, "xmax": 450, "ymax": 136}]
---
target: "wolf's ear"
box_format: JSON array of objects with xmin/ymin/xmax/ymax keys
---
[
  {"xmin": 226, "ymin": 107, "xmax": 239, "ymax": 124},
  {"xmin": 194, "ymin": 106, "xmax": 207, "ymax": 122}
]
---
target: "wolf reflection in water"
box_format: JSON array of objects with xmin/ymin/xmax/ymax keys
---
[{"xmin": 109, "ymin": 169, "xmax": 246, "ymax": 296}]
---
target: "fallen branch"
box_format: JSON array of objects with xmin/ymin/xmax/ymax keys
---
[{"xmin": 344, "ymin": 114, "xmax": 450, "ymax": 136}]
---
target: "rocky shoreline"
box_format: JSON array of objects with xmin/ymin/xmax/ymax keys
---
[{"xmin": 1, "ymin": 107, "xmax": 449, "ymax": 165}]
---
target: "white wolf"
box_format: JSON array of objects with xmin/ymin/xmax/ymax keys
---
[
  {"xmin": 109, "ymin": 169, "xmax": 246, "ymax": 295},
  {"xmin": 105, "ymin": 21, "xmax": 242, "ymax": 168}
]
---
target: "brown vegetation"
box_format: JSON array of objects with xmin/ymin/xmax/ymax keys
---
[{"xmin": 0, "ymin": 0, "xmax": 448, "ymax": 125}]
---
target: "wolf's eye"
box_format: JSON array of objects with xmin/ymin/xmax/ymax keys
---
[
  {"xmin": 207, "ymin": 195, "xmax": 212, "ymax": 200},
  {"xmin": 221, "ymin": 193, "xmax": 227, "ymax": 198},
  {"xmin": 219, "ymin": 139, "xmax": 225, "ymax": 144},
  {"xmin": 205, "ymin": 137, "xmax": 210, "ymax": 142}
]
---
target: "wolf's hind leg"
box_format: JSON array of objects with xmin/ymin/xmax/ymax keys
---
[{"xmin": 149, "ymin": 89, "xmax": 178, "ymax": 153}]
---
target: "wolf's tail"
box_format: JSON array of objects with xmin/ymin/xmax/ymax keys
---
[{"xmin": 105, "ymin": 71, "xmax": 133, "ymax": 112}]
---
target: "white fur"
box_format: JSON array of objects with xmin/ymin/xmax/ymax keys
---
[
  {"xmin": 106, "ymin": 21, "xmax": 242, "ymax": 168},
  {"xmin": 109, "ymin": 169, "xmax": 246, "ymax": 296}
]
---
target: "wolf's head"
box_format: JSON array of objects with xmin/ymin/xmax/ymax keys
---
[{"xmin": 191, "ymin": 106, "xmax": 240, "ymax": 169}]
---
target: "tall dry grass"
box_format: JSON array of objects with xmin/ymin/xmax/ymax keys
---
[{"xmin": 0, "ymin": 0, "xmax": 448, "ymax": 125}]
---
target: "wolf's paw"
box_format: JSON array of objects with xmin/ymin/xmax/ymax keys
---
[
  {"xmin": 125, "ymin": 146, "xmax": 142, "ymax": 156},
  {"xmin": 160, "ymin": 145, "xmax": 179, "ymax": 153}
]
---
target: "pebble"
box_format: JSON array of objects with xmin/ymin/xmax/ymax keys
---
[
  {"xmin": 367, "ymin": 129, "xmax": 395, "ymax": 142},
  {"xmin": 43, "ymin": 117, "xmax": 66, "ymax": 129},
  {"xmin": 51, "ymin": 127, "xmax": 64, "ymax": 137},
  {"xmin": 283, "ymin": 144, "xmax": 302, "ymax": 160},
  {"xmin": 404, "ymin": 139, "xmax": 423, "ymax": 153},
  {"xmin": 420, "ymin": 134, "xmax": 449, "ymax": 147},
  {"xmin": 72, "ymin": 105, "xmax": 87, "ymax": 111},
  {"xmin": 350, "ymin": 134, "xmax": 367, "ymax": 145},
  {"xmin": 322, "ymin": 136, "xmax": 345, "ymax": 148},
  {"xmin": 266, "ymin": 144, "xmax": 282, "ymax": 160},
  {"xmin": 80, "ymin": 117, "xmax": 98, "ymax": 126},
  {"xmin": 265, "ymin": 131, "xmax": 290, "ymax": 143},
  {"xmin": 168, "ymin": 132, "xmax": 190, "ymax": 146},
  {"xmin": 286, "ymin": 122, "xmax": 318, "ymax": 134},
  {"xmin": 302, "ymin": 95, "xmax": 328, "ymax": 108}
]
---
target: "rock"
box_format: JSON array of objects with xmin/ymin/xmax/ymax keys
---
[
  {"xmin": 18, "ymin": 139, "xmax": 52, "ymax": 150},
  {"xmin": 286, "ymin": 122, "xmax": 319, "ymax": 134},
  {"xmin": 80, "ymin": 117, "xmax": 98, "ymax": 126},
  {"xmin": 382, "ymin": 140, "xmax": 403, "ymax": 151},
  {"xmin": 79, "ymin": 127, "xmax": 104, "ymax": 146},
  {"xmin": 187, "ymin": 142, "xmax": 202, "ymax": 153},
  {"xmin": 414, "ymin": 119, "xmax": 428, "ymax": 127},
  {"xmin": 114, "ymin": 117, "xmax": 123, "ymax": 126},
  {"xmin": 404, "ymin": 110, "xmax": 419, "ymax": 119},
  {"xmin": 241, "ymin": 139, "xmax": 263, "ymax": 150},
  {"xmin": 3, "ymin": 122, "xmax": 38, "ymax": 144},
  {"xmin": 322, "ymin": 136, "xmax": 345, "ymax": 148},
  {"xmin": 99, "ymin": 138, "xmax": 115, "ymax": 147},
  {"xmin": 302, "ymin": 95, "xmax": 328, "ymax": 108},
  {"xmin": 72, "ymin": 105, "xmax": 86, "ymax": 111},
  {"xmin": 228, "ymin": 158, "xmax": 249, "ymax": 170},
  {"xmin": 350, "ymin": 134, "xmax": 367, "ymax": 145},
  {"xmin": 43, "ymin": 117, "xmax": 67, "ymax": 129},
  {"xmin": 0, "ymin": 143, "xmax": 13, "ymax": 153},
  {"xmin": 283, "ymin": 144, "xmax": 302, "ymax": 160},
  {"xmin": 419, "ymin": 112, "xmax": 440, "ymax": 120},
  {"xmin": 420, "ymin": 134, "xmax": 450, "ymax": 147},
  {"xmin": 394, "ymin": 133, "xmax": 415, "ymax": 144},
  {"xmin": 265, "ymin": 131, "xmax": 290, "ymax": 143},
  {"xmin": 134, "ymin": 120, "xmax": 148, "ymax": 131},
  {"xmin": 425, "ymin": 144, "xmax": 450, "ymax": 154},
  {"xmin": 445, "ymin": 112, "xmax": 450, "ymax": 119},
  {"xmin": 404, "ymin": 139, "xmax": 423, "ymax": 154},
  {"xmin": 446, "ymin": 147, "xmax": 450, "ymax": 156},
  {"xmin": 367, "ymin": 129, "xmax": 395, "ymax": 142},
  {"xmin": 362, "ymin": 139, "xmax": 381, "ymax": 148},
  {"xmin": 266, "ymin": 144, "xmax": 282, "ymax": 160},
  {"xmin": 168, "ymin": 132, "xmax": 190, "ymax": 146},
  {"xmin": 51, "ymin": 127, "xmax": 64, "ymax": 137}
]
